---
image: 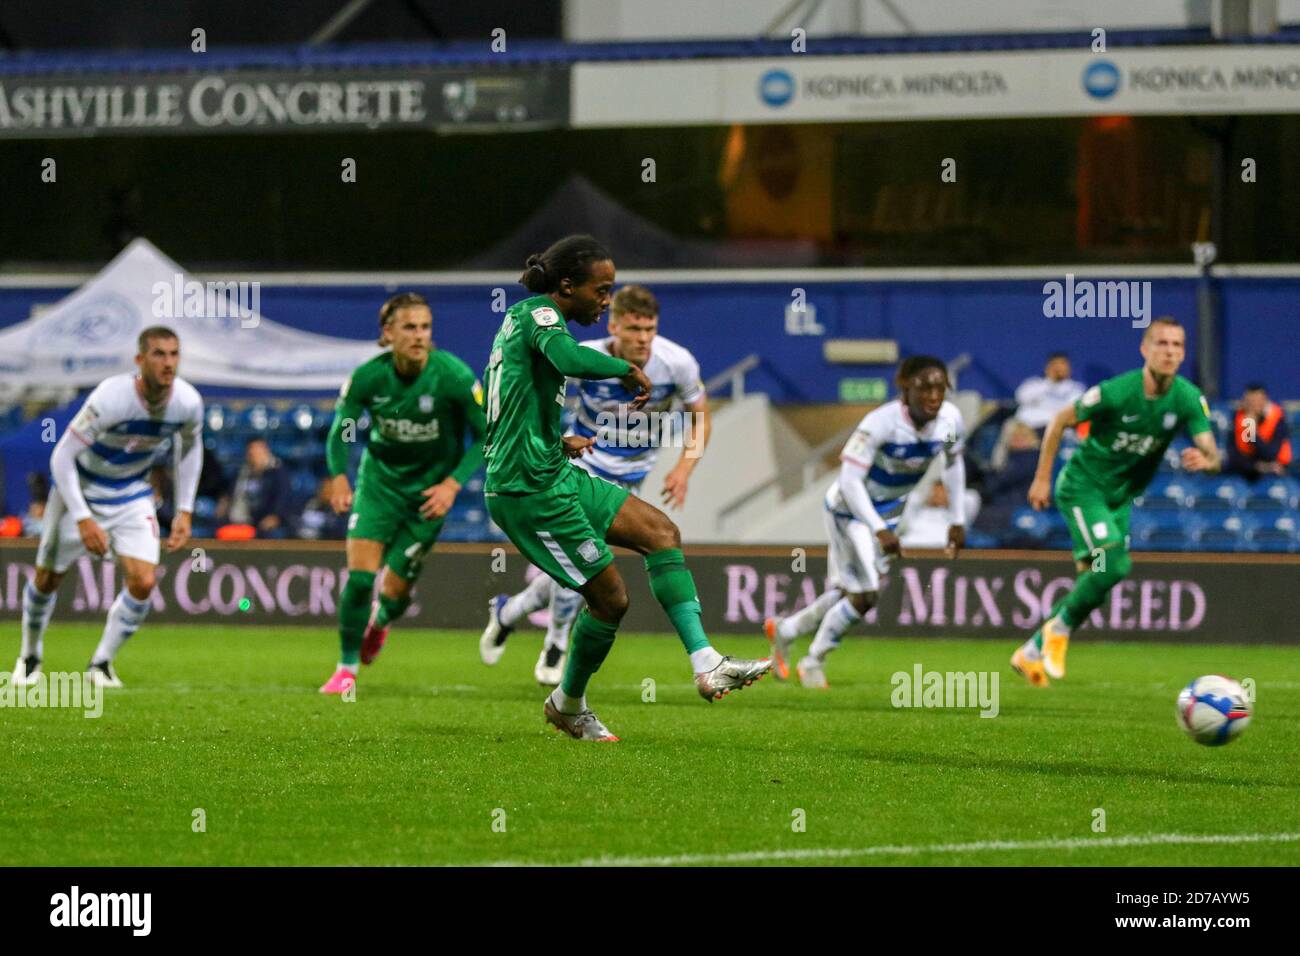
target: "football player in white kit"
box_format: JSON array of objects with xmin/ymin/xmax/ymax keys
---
[
  {"xmin": 14, "ymin": 326, "xmax": 203, "ymax": 688},
  {"xmin": 479, "ymin": 284, "xmax": 712, "ymax": 685},
  {"xmin": 765, "ymin": 356, "xmax": 967, "ymax": 688}
]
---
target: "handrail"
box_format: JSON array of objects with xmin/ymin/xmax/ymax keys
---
[
  {"xmin": 703, "ymin": 353, "xmax": 761, "ymax": 399},
  {"xmin": 715, "ymin": 422, "xmax": 856, "ymax": 532}
]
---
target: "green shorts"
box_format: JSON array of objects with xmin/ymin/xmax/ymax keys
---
[
  {"xmin": 485, "ymin": 464, "xmax": 630, "ymax": 590},
  {"xmin": 347, "ymin": 474, "xmax": 444, "ymax": 580},
  {"xmin": 1055, "ymin": 472, "xmax": 1131, "ymax": 564}
]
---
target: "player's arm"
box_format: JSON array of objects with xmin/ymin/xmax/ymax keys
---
[
  {"xmin": 325, "ymin": 375, "xmax": 366, "ymax": 514},
  {"xmin": 536, "ymin": 332, "xmax": 650, "ymax": 407},
  {"xmin": 941, "ymin": 451, "xmax": 967, "ymax": 559},
  {"xmin": 53, "ymin": 388, "xmax": 112, "ymax": 555},
  {"xmin": 838, "ymin": 428, "xmax": 900, "ymax": 557},
  {"xmin": 167, "ymin": 409, "xmax": 203, "ymax": 552},
  {"xmin": 1181, "ymin": 393, "xmax": 1221, "ymax": 474},
  {"xmin": 420, "ymin": 374, "xmax": 487, "ymax": 520},
  {"xmin": 1028, "ymin": 403, "xmax": 1079, "ymax": 510},
  {"xmin": 662, "ymin": 395, "xmax": 711, "ymax": 510}
]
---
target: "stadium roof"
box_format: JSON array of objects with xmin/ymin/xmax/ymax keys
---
[{"xmin": 2, "ymin": 26, "xmax": 1299, "ymax": 76}]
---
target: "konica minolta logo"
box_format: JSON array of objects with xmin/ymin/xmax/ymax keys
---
[
  {"xmin": 1083, "ymin": 60, "xmax": 1121, "ymax": 99},
  {"xmin": 758, "ymin": 68, "xmax": 796, "ymax": 107}
]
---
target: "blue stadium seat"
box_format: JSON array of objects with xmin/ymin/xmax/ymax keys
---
[
  {"xmin": 290, "ymin": 469, "xmax": 318, "ymax": 498},
  {"xmin": 193, "ymin": 496, "xmax": 217, "ymax": 521},
  {"xmin": 1011, "ymin": 508, "xmax": 1051, "ymax": 541},
  {"xmin": 238, "ymin": 403, "xmax": 280, "ymax": 434},
  {"xmin": 1143, "ymin": 528, "xmax": 1192, "ymax": 551},
  {"xmin": 1249, "ymin": 476, "xmax": 1300, "ymax": 510},
  {"xmin": 1192, "ymin": 515, "xmax": 1247, "ymax": 552},
  {"xmin": 204, "ymin": 403, "xmax": 229, "ymax": 433}
]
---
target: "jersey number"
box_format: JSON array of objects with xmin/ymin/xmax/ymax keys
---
[{"xmin": 485, "ymin": 347, "xmax": 504, "ymax": 424}]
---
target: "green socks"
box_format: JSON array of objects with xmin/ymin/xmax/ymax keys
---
[
  {"xmin": 374, "ymin": 591, "xmax": 410, "ymax": 629},
  {"xmin": 560, "ymin": 609, "xmax": 619, "ymax": 699},
  {"xmin": 645, "ymin": 548, "xmax": 710, "ymax": 656},
  {"xmin": 1034, "ymin": 550, "xmax": 1134, "ymax": 647},
  {"xmin": 338, "ymin": 570, "xmax": 375, "ymax": 667}
]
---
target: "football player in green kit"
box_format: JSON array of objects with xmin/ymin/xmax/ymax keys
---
[
  {"xmin": 1011, "ymin": 317, "xmax": 1221, "ymax": 686},
  {"xmin": 319, "ymin": 292, "xmax": 486, "ymax": 694},
  {"xmin": 483, "ymin": 235, "xmax": 770, "ymax": 741}
]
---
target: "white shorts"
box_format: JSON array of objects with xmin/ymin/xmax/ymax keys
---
[
  {"xmin": 36, "ymin": 487, "xmax": 161, "ymax": 573},
  {"xmin": 825, "ymin": 508, "xmax": 892, "ymax": 594}
]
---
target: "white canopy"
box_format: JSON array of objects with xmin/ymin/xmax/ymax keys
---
[{"xmin": 0, "ymin": 238, "xmax": 377, "ymax": 390}]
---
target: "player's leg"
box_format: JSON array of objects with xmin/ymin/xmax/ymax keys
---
[
  {"xmin": 323, "ymin": 477, "xmax": 405, "ymax": 692},
  {"xmin": 321, "ymin": 536, "xmax": 383, "ymax": 693},
  {"xmin": 87, "ymin": 555, "xmax": 156, "ymax": 687},
  {"xmin": 362, "ymin": 517, "xmax": 440, "ymax": 666},
  {"xmin": 486, "ymin": 474, "xmax": 622, "ymax": 740},
  {"xmin": 798, "ymin": 515, "xmax": 880, "ymax": 689},
  {"xmin": 17, "ymin": 490, "xmax": 76, "ymax": 684},
  {"xmin": 480, "ymin": 571, "xmax": 553, "ymax": 666},
  {"xmin": 1013, "ymin": 494, "xmax": 1131, "ymax": 684},
  {"xmin": 86, "ymin": 498, "xmax": 162, "ymax": 687},
  {"xmin": 604, "ymin": 489, "xmax": 771, "ymax": 701},
  {"xmin": 534, "ymin": 583, "xmax": 581, "ymax": 686},
  {"xmin": 766, "ymin": 507, "xmax": 846, "ymax": 679}
]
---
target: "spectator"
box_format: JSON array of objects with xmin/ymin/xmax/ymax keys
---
[
  {"xmin": 901, "ymin": 480, "xmax": 982, "ymax": 549},
  {"xmin": 1014, "ymin": 352, "xmax": 1085, "ymax": 433},
  {"xmin": 1225, "ymin": 383, "xmax": 1292, "ymax": 480},
  {"xmin": 297, "ymin": 476, "xmax": 348, "ymax": 541},
  {"xmin": 220, "ymin": 438, "xmax": 292, "ymax": 538},
  {"xmin": 975, "ymin": 421, "xmax": 1044, "ymax": 540}
]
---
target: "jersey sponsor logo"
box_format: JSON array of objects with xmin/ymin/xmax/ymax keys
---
[
  {"xmin": 419, "ymin": 394, "xmax": 433, "ymax": 413},
  {"xmin": 374, "ymin": 415, "xmax": 441, "ymax": 442},
  {"xmin": 1163, "ymin": 412, "xmax": 1177, "ymax": 430},
  {"xmin": 578, "ymin": 538, "xmax": 601, "ymax": 564},
  {"xmin": 531, "ymin": 306, "xmax": 561, "ymax": 327},
  {"xmin": 1082, "ymin": 385, "xmax": 1101, "ymax": 407}
]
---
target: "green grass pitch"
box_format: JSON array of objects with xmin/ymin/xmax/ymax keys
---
[{"xmin": 3, "ymin": 623, "xmax": 1298, "ymax": 866}]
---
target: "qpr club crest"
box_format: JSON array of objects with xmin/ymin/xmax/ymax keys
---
[{"xmin": 419, "ymin": 395, "xmax": 434, "ymax": 413}]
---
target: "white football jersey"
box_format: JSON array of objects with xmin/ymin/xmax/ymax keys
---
[
  {"xmin": 826, "ymin": 399, "xmax": 965, "ymax": 528},
  {"xmin": 64, "ymin": 372, "xmax": 204, "ymax": 509},
  {"xmin": 568, "ymin": 335, "xmax": 705, "ymax": 485}
]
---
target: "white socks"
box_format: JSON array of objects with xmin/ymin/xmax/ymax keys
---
[
  {"xmin": 690, "ymin": 647, "xmax": 724, "ymax": 673},
  {"xmin": 777, "ymin": 588, "xmax": 843, "ymax": 639},
  {"xmin": 21, "ymin": 581, "xmax": 56, "ymax": 659},
  {"xmin": 91, "ymin": 589, "xmax": 151, "ymax": 665},
  {"xmin": 809, "ymin": 598, "xmax": 862, "ymax": 661},
  {"xmin": 547, "ymin": 586, "xmax": 583, "ymax": 652},
  {"xmin": 502, "ymin": 575, "xmax": 553, "ymax": 627},
  {"xmin": 550, "ymin": 686, "xmax": 586, "ymax": 715}
]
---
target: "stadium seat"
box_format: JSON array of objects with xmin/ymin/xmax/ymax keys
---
[
  {"xmin": 1249, "ymin": 476, "xmax": 1300, "ymax": 510},
  {"xmin": 1143, "ymin": 528, "xmax": 1192, "ymax": 551},
  {"xmin": 1192, "ymin": 515, "xmax": 1247, "ymax": 552},
  {"xmin": 1011, "ymin": 508, "xmax": 1051, "ymax": 541},
  {"xmin": 204, "ymin": 403, "xmax": 229, "ymax": 432}
]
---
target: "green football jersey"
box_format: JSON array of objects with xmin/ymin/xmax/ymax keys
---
[
  {"xmin": 483, "ymin": 295, "xmax": 626, "ymax": 494},
  {"xmin": 1060, "ymin": 368, "xmax": 1212, "ymax": 505},
  {"xmin": 326, "ymin": 349, "xmax": 486, "ymax": 494}
]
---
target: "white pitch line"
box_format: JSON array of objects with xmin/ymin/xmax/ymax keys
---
[{"xmin": 475, "ymin": 831, "xmax": 1300, "ymax": 867}]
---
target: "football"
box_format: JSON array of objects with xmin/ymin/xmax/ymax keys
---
[{"xmin": 1176, "ymin": 675, "xmax": 1253, "ymax": 746}]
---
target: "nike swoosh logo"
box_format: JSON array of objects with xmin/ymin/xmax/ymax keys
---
[
  {"xmin": 1122, "ymin": 414, "xmax": 1140, "ymax": 423},
  {"xmin": 372, "ymin": 396, "xmax": 391, "ymax": 405}
]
